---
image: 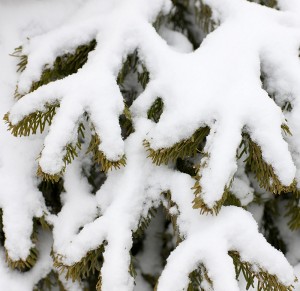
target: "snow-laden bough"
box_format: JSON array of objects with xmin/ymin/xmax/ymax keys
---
[{"xmin": 3, "ymin": 0, "xmax": 300, "ymax": 289}]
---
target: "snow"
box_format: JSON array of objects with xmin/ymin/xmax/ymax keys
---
[
  {"xmin": 1, "ymin": 0, "xmax": 300, "ymax": 290},
  {"xmin": 51, "ymin": 159, "xmax": 98, "ymax": 253},
  {"xmin": 0, "ymin": 0, "xmax": 88, "ymax": 289},
  {"xmin": 0, "ymin": 231, "xmax": 53, "ymax": 291},
  {"xmin": 52, "ymin": 119, "xmax": 295, "ymax": 291},
  {"xmin": 230, "ymin": 159, "xmax": 254, "ymax": 206},
  {"xmin": 133, "ymin": 0, "xmax": 299, "ymax": 207},
  {"xmin": 8, "ymin": 0, "xmax": 299, "ymax": 206}
]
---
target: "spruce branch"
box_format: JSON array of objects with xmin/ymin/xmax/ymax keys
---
[
  {"xmin": 5, "ymin": 218, "xmax": 41, "ymax": 271},
  {"xmin": 12, "ymin": 40, "xmax": 96, "ymax": 99},
  {"xmin": 242, "ymin": 133, "xmax": 297, "ymax": 195},
  {"xmin": 162, "ymin": 191, "xmax": 181, "ymax": 245},
  {"xmin": 187, "ymin": 264, "xmax": 213, "ymax": 291},
  {"xmin": 144, "ymin": 127, "xmax": 209, "ymax": 165},
  {"xmin": 285, "ymin": 197, "xmax": 300, "ymax": 231},
  {"xmin": 86, "ymin": 134, "xmax": 127, "ymax": 172},
  {"xmin": 192, "ymin": 169, "xmax": 232, "ymax": 215},
  {"xmin": 9, "ymin": 46, "xmax": 28, "ymax": 74},
  {"xmin": 33, "ymin": 271, "xmax": 66, "ymax": 291},
  {"xmin": 54, "ymin": 246, "xmax": 104, "ymax": 282},
  {"xmin": 37, "ymin": 123, "xmax": 85, "ymax": 182},
  {"xmin": 133, "ymin": 207, "xmax": 158, "ymax": 239},
  {"xmin": 4, "ymin": 103, "xmax": 59, "ymax": 137},
  {"xmin": 3, "ymin": 1, "xmax": 300, "ymax": 290},
  {"xmin": 229, "ymin": 251, "xmax": 296, "ymax": 291},
  {"xmin": 147, "ymin": 97, "xmax": 164, "ymax": 123},
  {"xmin": 5, "ymin": 247, "xmax": 39, "ymax": 271},
  {"xmin": 8, "ymin": 34, "xmax": 128, "ymax": 176},
  {"xmin": 249, "ymin": 0, "xmax": 278, "ymax": 9},
  {"xmin": 197, "ymin": 0, "xmax": 217, "ymax": 34}
]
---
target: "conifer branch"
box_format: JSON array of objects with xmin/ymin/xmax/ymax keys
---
[
  {"xmin": 5, "ymin": 247, "xmax": 39, "ymax": 271},
  {"xmin": 192, "ymin": 174, "xmax": 232, "ymax": 215},
  {"xmin": 4, "ymin": 103, "xmax": 59, "ymax": 136},
  {"xmin": 3, "ymin": 1, "xmax": 299, "ymax": 289},
  {"xmin": 187, "ymin": 264, "xmax": 213, "ymax": 291},
  {"xmin": 144, "ymin": 127, "xmax": 210, "ymax": 165},
  {"xmin": 147, "ymin": 98, "xmax": 164, "ymax": 123},
  {"xmin": 249, "ymin": 0, "xmax": 278, "ymax": 8},
  {"xmin": 197, "ymin": 0, "xmax": 217, "ymax": 34},
  {"xmin": 10, "ymin": 46, "xmax": 28, "ymax": 74},
  {"xmin": 86, "ymin": 133, "xmax": 127, "ymax": 172},
  {"xmin": 162, "ymin": 191, "xmax": 181, "ymax": 245},
  {"xmin": 5, "ymin": 219, "xmax": 41, "ymax": 271},
  {"xmin": 37, "ymin": 123, "xmax": 85, "ymax": 182},
  {"xmin": 12, "ymin": 40, "xmax": 96, "ymax": 98},
  {"xmin": 229, "ymin": 251, "xmax": 296, "ymax": 291},
  {"xmin": 133, "ymin": 207, "xmax": 157, "ymax": 239},
  {"xmin": 120, "ymin": 104, "xmax": 134, "ymax": 139},
  {"xmin": 285, "ymin": 197, "xmax": 300, "ymax": 231},
  {"xmin": 54, "ymin": 246, "xmax": 105, "ymax": 282},
  {"xmin": 242, "ymin": 132, "xmax": 297, "ymax": 194},
  {"xmin": 33, "ymin": 271, "xmax": 66, "ymax": 291}
]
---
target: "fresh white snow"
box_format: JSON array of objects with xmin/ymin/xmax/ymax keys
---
[{"xmin": 1, "ymin": 0, "xmax": 300, "ymax": 290}]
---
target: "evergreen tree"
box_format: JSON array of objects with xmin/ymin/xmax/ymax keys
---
[{"xmin": 1, "ymin": 0, "xmax": 300, "ymax": 290}]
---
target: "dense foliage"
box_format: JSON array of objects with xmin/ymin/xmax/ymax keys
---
[{"xmin": 1, "ymin": 0, "xmax": 300, "ymax": 290}]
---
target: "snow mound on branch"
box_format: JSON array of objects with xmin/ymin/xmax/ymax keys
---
[
  {"xmin": 8, "ymin": 0, "xmax": 171, "ymax": 174},
  {"xmin": 132, "ymin": 0, "xmax": 299, "ymax": 208},
  {"xmin": 54, "ymin": 120, "xmax": 295, "ymax": 291},
  {"xmin": 3, "ymin": 0, "xmax": 300, "ymax": 290}
]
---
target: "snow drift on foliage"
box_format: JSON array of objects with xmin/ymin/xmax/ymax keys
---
[{"xmin": 1, "ymin": 0, "xmax": 300, "ymax": 290}]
